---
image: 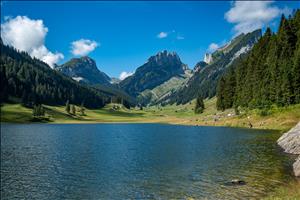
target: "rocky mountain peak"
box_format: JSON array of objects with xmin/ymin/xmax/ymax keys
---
[
  {"xmin": 71, "ymin": 56, "xmax": 97, "ymax": 70},
  {"xmin": 148, "ymin": 50, "xmax": 181, "ymax": 65},
  {"xmin": 57, "ymin": 56, "xmax": 111, "ymax": 85}
]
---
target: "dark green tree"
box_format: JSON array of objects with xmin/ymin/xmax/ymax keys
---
[
  {"xmin": 71, "ymin": 104, "xmax": 76, "ymax": 115},
  {"xmin": 195, "ymin": 96, "xmax": 205, "ymax": 114},
  {"xmin": 65, "ymin": 100, "xmax": 70, "ymax": 113}
]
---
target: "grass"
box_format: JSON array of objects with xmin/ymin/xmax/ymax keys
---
[
  {"xmin": 262, "ymin": 181, "xmax": 300, "ymax": 200},
  {"xmin": 1, "ymin": 98, "xmax": 300, "ymax": 132}
]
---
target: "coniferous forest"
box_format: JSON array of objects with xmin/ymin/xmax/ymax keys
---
[
  {"xmin": 0, "ymin": 39, "xmax": 110, "ymax": 108},
  {"xmin": 217, "ymin": 11, "xmax": 300, "ymax": 111}
]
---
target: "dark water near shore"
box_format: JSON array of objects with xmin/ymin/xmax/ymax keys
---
[{"xmin": 1, "ymin": 123, "xmax": 294, "ymax": 199}]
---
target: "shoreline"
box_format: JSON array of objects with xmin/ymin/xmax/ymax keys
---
[{"xmin": 1, "ymin": 111, "xmax": 300, "ymax": 198}]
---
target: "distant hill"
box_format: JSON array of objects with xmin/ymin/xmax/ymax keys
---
[
  {"xmin": 119, "ymin": 50, "xmax": 188, "ymax": 97},
  {"xmin": 161, "ymin": 29, "xmax": 262, "ymax": 105},
  {"xmin": 56, "ymin": 56, "xmax": 111, "ymax": 85}
]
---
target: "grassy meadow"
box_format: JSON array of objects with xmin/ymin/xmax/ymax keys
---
[{"xmin": 1, "ymin": 97, "xmax": 300, "ymax": 132}]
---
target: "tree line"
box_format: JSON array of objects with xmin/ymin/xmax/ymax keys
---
[{"xmin": 217, "ymin": 10, "xmax": 300, "ymax": 111}]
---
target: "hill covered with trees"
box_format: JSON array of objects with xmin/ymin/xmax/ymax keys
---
[
  {"xmin": 0, "ymin": 39, "xmax": 110, "ymax": 108},
  {"xmin": 217, "ymin": 10, "xmax": 300, "ymax": 111}
]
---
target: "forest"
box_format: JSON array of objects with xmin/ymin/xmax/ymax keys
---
[
  {"xmin": 0, "ymin": 39, "xmax": 110, "ymax": 109},
  {"xmin": 217, "ymin": 10, "xmax": 300, "ymax": 111}
]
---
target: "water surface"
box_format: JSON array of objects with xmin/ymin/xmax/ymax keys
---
[{"xmin": 1, "ymin": 124, "xmax": 293, "ymax": 199}]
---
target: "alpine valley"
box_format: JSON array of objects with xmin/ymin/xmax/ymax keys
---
[
  {"xmin": 1, "ymin": 11, "xmax": 300, "ymax": 114},
  {"xmin": 1, "ymin": 3, "xmax": 300, "ymax": 200}
]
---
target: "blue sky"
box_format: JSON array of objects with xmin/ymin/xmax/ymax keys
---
[{"xmin": 1, "ymin": 1, "xmax": 299, "ymax": 79}]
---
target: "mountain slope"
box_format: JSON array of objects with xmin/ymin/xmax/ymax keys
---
[
  {"xmin": 163, "ymin": 29, "xmax": 262, "ymax": 105},
  {"xmin": 0, "ymin": 41, "xmax": 111, "ymax": 108},
  {"xmin": 217, "ymin": 11, "xmax": 300, "ymax": 110},
  {"xmin": 138, "ymin": 70, "xmax": 192, "ymax": 105},
  {"xmin": 57, "ymin": 56, "xmax": 111, "ymax": 85},
  {"xmin": 119, "ymin": 50, "xmax": 188, "ymax": 97}
]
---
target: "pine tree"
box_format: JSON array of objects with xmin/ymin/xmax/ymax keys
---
[
  {"xmin": 80, "ymin": 102, "xmax": 85, "ymax": 116},
  {"xmin": 65, "ymin": 100, "xmax": 70, "ymax": 113},
  {"xmin": 216, "ymin": 10, "xmax": 300, "ymax": 110},
  {"xmin": 71, "ymin": 104, "xmax": 76, "ymax": 115},
  {"xmin": 195, "ymin": 96, "xmax": 205, "ymax": 114}
]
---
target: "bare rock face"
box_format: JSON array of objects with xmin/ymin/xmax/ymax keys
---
[
  {"xmin": 277, "ymin": 122, "xmax": 300, "ymax": 177},
  {"xmin": 294, "ymin": 157, "xmax": 300, "ymax": 177}
]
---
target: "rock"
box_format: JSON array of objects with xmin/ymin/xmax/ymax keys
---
[
  {"xmin": 294, "ymin": 156, "xmax": 300, "ymax": 177},
  {"xmin": 277, "ymin": 122, "xmax": 300, "ymax": 154},
  {"xmin": 277, "ymin": 122, "xmax": 300, "ymax": 177},
  {"xmin": 231, "ymin": 179, "xmax": 246, "ymax": 185},
  {"xmin": 225, "ymin": 179, "xmax": 246, "ymax": 186}
]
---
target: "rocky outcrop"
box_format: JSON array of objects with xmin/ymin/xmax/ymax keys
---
[
  {"xmin": 277, "ymin": 122, "xmax": 300, "ymax": 177},
  {"xmin": 204, "ymin": 53, "xmax": 213, "ymax": 64}
]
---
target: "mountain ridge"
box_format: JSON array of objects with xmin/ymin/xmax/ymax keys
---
[{"xmin": 119, "ymin": 50, "xmax": 188, "ymax": 97}]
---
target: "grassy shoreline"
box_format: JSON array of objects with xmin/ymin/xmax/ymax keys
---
[{"xmin": 1, "ymin": 98, "xmax": 300, "ymax": 132}]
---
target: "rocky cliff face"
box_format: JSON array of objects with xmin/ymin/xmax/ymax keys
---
[
  {"xmin": 204, "ymin": 53, "xmax": 213, "ymax": 64},
  {"xmin": 57, "ymin": 56, "xmax": 111, "ymax": 85},
  {"xmin": 277, "ymin": 122, "xmax": 300, "ymax": 177},
  {"xmin": 119, "ymin": 50, "xmax": 188, "ymax": 97}
]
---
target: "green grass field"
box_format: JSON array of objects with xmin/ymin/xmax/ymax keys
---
[{"xmin": 1, "ymin": 98, "xmax": 300, "ymax": 132}]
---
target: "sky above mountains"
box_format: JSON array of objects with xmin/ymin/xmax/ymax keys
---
[{"xmin": 1, "ymin": 1, "xmax": 299, "ymax": 79}]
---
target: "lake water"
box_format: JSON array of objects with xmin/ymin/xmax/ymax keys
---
[{"xmin": 1, "ymin": 124, "xmax": 294, "ymax": 199}]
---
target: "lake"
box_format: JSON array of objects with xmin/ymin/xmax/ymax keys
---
[{"xmin": 0, "ymin": 124, "xmax": 294, "ymax": 199}]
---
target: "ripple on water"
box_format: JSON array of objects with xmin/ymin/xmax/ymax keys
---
[{"xmin": 0, "ymin": 124, "xmax": 294, "ymax": 200}]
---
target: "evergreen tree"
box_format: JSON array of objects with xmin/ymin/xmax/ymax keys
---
[
  {"xmin": 71, "ymin": 104, "xmax": 76, "ymax": 115},
  {"xmin": 32, "ymin": 104, "xmax": 45, "ymax": 117},
  {"xmin": 216, "ymin": 10, "xmax": 300, "ymax": 110},
  {"xmin": 65, "ymin": 100, "xmax": 70, "ymax": 113},
  {"xmin": 195, "ymin": 96, "xmax": 205, "ymax": 114},
  {"xmin": 80, "ymin": 102, "xmax": 85, "ymax": 116}
]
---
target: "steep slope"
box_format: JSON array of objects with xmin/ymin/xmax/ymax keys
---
[
  {"xmin": 163, "ymin": 29, "xmax": 262, "ymax": 105},
  {"xmin": 138, "ymin": 70, "xmax": 192, "ymax": 105},
  {"xmin": 0, "ymin": 41, "xmax": 109, "ymax": 108},
  {"xmin": 119, "ymin": 50, "xmax": 188, "ymax": 97},
  {"xmin": 217, "ymin": 11, "xmax": 300, "ymax": 110},
  {"xmin": 57, "ymin": 56, "xmax": 111, "ymax": 85}
]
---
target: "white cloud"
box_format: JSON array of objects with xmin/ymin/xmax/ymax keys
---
[
  {"xmin": 225, "ymin": 1, "xmax": 290, "ymax": 35},
  {"xmin": 71, "ymin": 39, "xmax": 98, "ymax": 56},
  {"xmin": 157, "ymin": 32, "xmax": 168, "ymax": 39},
  {"xmin": 119, "ymin": 71, "xmax": 133, "ymax": 80},
  {"xmin": 208, "ymin": 43, "xmax": 219, "ymax": 52},
  {"xmin": 1, "ymin": 16, "xmax": 64, "ymax": 68}
]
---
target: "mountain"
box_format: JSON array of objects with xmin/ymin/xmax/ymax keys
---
[
  {"xmin": 137, "ymin": 70, "xmax": 192, "ymax": 105},
  {"xmin": 56, "ymin": 56, "xmax": 111, "ymax": 85},
  {"xmin": 0, "ymin": 41, "xmax": 110, "ymax": 108},
  {"xmin": 110, "ymin": 77, "xmax": 121, "ymax": 84},
  {"xmin": 161, "ymin": 29, "xmax": 262, "ymax": 105},
  {"xmin": 193, "ymin": 61, "xmax": 208, "ymax": 73},
  {"xmin": 217, "ymin": 11, "xmax": 300, "ymax": 110},
  {"xmin": 119, "ymin": 50, "xmax": 188, "ymax": 97}
]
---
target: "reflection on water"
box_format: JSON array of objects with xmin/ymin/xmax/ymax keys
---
[{"xmin": 1, "ymin": 124, "xmax": 294, "ymax": 199}]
